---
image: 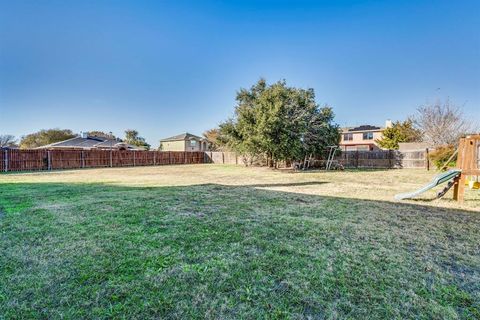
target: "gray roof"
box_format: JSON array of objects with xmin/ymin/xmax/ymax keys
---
[
  {"xmin": 348, "ymin": 125, "xmax": 381, "ymax": 132},
  {"xmin": 38, "ymin": 136, "xmax": 140, "ymax": 150},
  {"xmin": 160, "ymin": 132, "xmax": 205, "ymax": 142},
  {"xmin": 342, "ymin": 125, "xmax": 383, "ymax": 133}
]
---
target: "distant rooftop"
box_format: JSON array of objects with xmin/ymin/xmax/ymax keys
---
[
  {"xmin": 37, "ymin": 135, "xmax": 139, "ymax": 150},
  {"xmin": 160, "ymin": 132, "xmax": 204, "ymax": 142},
  {"xmin": 343, "ymin": 125, "xmax": 383, "ymax": 132},
  {"xmin": 349, "ymin": 125, "xmax": 381, "ymax": 132}
]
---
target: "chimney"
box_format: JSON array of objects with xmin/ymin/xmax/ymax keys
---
[
  {"xmin": 385, "ymin": 119, "xmax": 393, "ymax": 128},
  {"xmin": 81, "ymin": 132, "xmax": 88, "ymax": 139}
]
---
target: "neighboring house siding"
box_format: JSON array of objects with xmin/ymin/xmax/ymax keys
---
[
  {"xmin": 340, "ymin": 130, "xmax": 384, "ymax": 151},
  {"xmin": 160, "ymin": 132, "xmax": 209, "ymax": 152},
  {"xmin": 161, "ymin": 139, "xmax": 208, "ymax": 151},
  {"xmin": 185, "ymin": 139, "xmax": 205, "ymax": 151},
  {"xmin": 161, "ymin": 140, "xmax": 186, "ymax": 151}
]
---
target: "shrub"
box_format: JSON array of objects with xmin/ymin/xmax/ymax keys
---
[{"xmin": 429, "ymin": 145, "xmax": 457, "ymax": 170}]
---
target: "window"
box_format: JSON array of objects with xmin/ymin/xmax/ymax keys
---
[
  {"xmin": 343, "ymin": 133, "xmax": 353, "ymax": 141},
  {"xmin": 363, "ymin": 132, "xmax": 373, "ymax": 140},
  {"xmin": 190, "ymin": 140, "xmax": 197, "ymax": 146}
]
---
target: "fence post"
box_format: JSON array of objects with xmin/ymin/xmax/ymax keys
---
[
  {"xmin": 133, "ymin": 151, "xmax": 136, "ymax": 167},
  {"xmin": 388, "ymin": 150, "xmax": 393, "ymax": 169},
  {"xmin": 81, "ymin": 150, "xmax": 85, "ymax": 168},
  {"xmin": 4, "ymin": 149, "xmax": 8, "ymax": 172},
  {"xmin": 110, "ymin": 149, "xmax": 113, "ymax": 168},
  {"xmin": 222, "ymin": 152, "xmax": 225, "ymax": 164},
  {"xmin": 153, "ymin": 151, "xmax": 156, "ymax": 165},
  {"xmin": 355, "ymin": 150, "xmax": 359, "ymax": 168},
  {"xmin": 425, "ymin": 148, "xmax": 430, "ymax": 171},
  {"xmin": 47, "ymin": 150, "xmax": 52, "ymax": 170}
]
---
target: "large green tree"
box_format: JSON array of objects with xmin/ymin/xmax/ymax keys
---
[
  {"xmin": 219, "ymin": 79, "xmax": 340, "ymax": 166},
  {"xmin": 124, "ymin": 130, "xmax": 150, "ymax": 150},
  {"xmin": 19, "ymin": 129, "xmax": 76, "ymax": 149},
  {"xmin": 376, "ymin": 119, "xmax": 422, "ymax": 150}
]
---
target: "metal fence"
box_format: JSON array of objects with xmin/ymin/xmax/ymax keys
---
[{"xmin": 0, "ymin": 149, "xmax": 206, "ymax": 172}]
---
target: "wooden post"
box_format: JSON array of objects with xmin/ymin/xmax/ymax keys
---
[
  {"xmin": 169, "ymin": 152, "xmax": 172, "ymax": 164},
  {"xmin": 184, "ymin": 151, "xmax": 187, "ymax": 164},
  {"xmin": 47, "ymin": 150, "xmax": 52, "ymax": 170},
  {"xmin": 222, "ymin": 152, "xmax": 225, "ymax": 164},
  {"xmin": 81, "ymin": 150, "xmax": 85, "ymax": 168},
  {"xmin": 355, "ymin": 150, "xmax": 359, "ymax": 168},
  {"xmin": 133, "ymin": 151, "xmax": 136, "ymax": 166},
  {"xmin": 110, "ymin": 149, "xmax": 113, "ymax": 168},
  {"xmin": 426, "ymin": 148, "xmax": 430, "ymax": 171},
  {"xmin": 153, "ymin": 151, "xmax": 156, "ymax": 165},
  {"xmin": 453, "ymin": 175, "xmax": 466, "ymax": 202},
  {"xmin": 4, "ymin": 149, "xmax": 8, "ymax": 172},
  {"xmin": 453, "ymin": 138, "xmax": 467, "ymax": 202}
]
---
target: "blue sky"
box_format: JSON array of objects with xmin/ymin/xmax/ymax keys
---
[{"xmin": 1, "ymin": 0, "xmax": 479, "ymax": 147}]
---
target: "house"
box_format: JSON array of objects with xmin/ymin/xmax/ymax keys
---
[
  {"xmin": 37, "ymin": 132, "xmax": 141, "ymax": 150},
  {"xmin": 339, "ymin": 120, "xmax": 392, "ymax": 151},
  {"xmin": 159, "ymin": 132, "xmax": 208, "ymax": 151}
]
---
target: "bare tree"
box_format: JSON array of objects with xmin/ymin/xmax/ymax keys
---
[
  {"xmin": 0, "ymin": 134, "xmax": 17, "ymax": 148},
  {"xmin": 413, "ymin": 99, "xmax": 476, "ymax": 147}
]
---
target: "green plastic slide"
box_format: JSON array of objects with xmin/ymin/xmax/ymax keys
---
[{"xmin": 394, "ymin": 169, "xmax": 462, "ymax": 200}]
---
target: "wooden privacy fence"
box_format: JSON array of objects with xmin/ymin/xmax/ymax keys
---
[
  {"xmin": 334, "ymin": 150, "xmax": 432, "ymax": 169},
  {"xmin": 0, "ymin": 149, "xmax": 433, "ymax": 172},
  {"xmin": 205, "ymin": 150, "xmax": 433, "ymax": 169},
  {"xmin": 204, "ymin": 152, "xmax": 239, "ymax": 165},
  {"xmin": 0, "ymin": 149, "xmax": 205, "ymax": 172}
]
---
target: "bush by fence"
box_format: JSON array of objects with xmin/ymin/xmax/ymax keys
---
[{"xmin": 0, "ymin": 149, "xmax": 205, "ymax": 172}]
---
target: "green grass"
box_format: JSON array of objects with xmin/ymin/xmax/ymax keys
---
[{"xmin": 0, "ymin": 165, "xmax": 479, "ymax": 319}]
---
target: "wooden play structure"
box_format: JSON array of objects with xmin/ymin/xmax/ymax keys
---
[
  {"xmin": 453, "ymin": 134, "xmax": 480, "ymax": 202},
  {"xmin": 395, "ymin": 134, "xmax": 479, "ymax": 202}
]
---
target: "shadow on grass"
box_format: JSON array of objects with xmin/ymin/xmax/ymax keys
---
[
  {"xmin": 285, "ymin": 168, "xmax": 399, "ymax": 174},
  {"xmin": 242, "ymin": 181, "xmax": 329, "ymax": 188},
  {"xmin": 0, "ymin": 181, "xmax": 479, "ymax": 319}
]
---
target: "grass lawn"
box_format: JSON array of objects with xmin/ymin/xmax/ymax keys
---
[{"xmin": 1, "ymin": 165, "xmax": 479, "ymax": 319}]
